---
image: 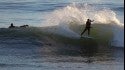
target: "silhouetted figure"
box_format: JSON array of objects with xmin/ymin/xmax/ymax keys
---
[
  {"xmin": 9, "ymin": 23, "xmax": 15, "ymax": 28},
  {"xmin": 81, "ymin": 19, "xmax": 94, "ymax": 36}
]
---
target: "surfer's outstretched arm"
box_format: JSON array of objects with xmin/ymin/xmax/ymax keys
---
[{"xmin": 90, "ymin": 20, "xmax": 94, "ymax": 22}]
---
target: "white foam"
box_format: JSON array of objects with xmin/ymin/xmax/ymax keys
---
[{"xmin": 41, "ymin": 3, "xmax": 124, "ymax": 47}]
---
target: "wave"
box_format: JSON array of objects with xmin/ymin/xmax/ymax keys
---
[
  {"xmin": 41, "ymin": 3, "xmax": 124, "ymax": 47},
  {"xmin": 0, "ymin": 3, "xmax": 124, "ymax": 47}
]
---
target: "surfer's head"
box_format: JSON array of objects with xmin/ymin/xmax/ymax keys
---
[{"xmin": 87, "ymin": 19, "xmax": 90, "ymax": 21}]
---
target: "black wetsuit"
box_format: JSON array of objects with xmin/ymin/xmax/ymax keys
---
[
  {"xmin": 81, "ymin": 20, "xmax": 93, "ymax": 36},
  {"xmin": 9, "ymin": 23, "xmax": 15, "ymax": 28}
]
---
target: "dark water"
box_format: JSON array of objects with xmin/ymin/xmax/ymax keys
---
[
  {"xmin": 0, "ymin": 37, "xmax": 124, "ymax": 70},
  {"xmin": 0, "ymin": 28, "xmax": 124, "ymax": 70}
]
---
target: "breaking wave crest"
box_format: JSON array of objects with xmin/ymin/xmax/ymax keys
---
[{"xmin": 41, "ymin": 3, "xmax": 124, "ymax": 47}]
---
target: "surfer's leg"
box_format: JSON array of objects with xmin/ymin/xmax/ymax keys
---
[
  {"xmin": 88, "ymin": 28, "xmax": 90, "ymax": 35},
  {"xmin": 81, "ymin": 28, "xmax": 87, "ymax": 36}
]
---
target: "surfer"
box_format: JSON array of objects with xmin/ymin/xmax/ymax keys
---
[
  {"xmin": 9, "ymin": 23, "xmax": 15, "ymax": 28},
  {"xmin": 81, "ymin": 19, "xmax": 94, "ymax": 37}
]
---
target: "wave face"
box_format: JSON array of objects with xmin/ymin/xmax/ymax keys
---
[{"xmin": 41, "ymin": 3, "xmax": 124, "ymax": 47}]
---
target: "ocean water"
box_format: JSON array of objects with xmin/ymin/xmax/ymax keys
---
[{"xmin": 0, "ymin": 0, "xmax": 124, "ymax": 70}]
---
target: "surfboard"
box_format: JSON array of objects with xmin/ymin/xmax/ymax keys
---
[
  {"xmin": 72, "ymin": 35, "xmax": 94, "ymax": 39},
  {"xmin": 80, "ymin": 36, "xmax": 94, "ymax": 39}
]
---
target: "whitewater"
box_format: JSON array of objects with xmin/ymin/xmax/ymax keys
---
[{"xmin": 41, "ymin": 3, "xmax": 124, "ymax": 47}]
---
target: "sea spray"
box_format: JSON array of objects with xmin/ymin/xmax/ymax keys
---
[{"xmin": 41, "ymin": 3, "xmax": 124, "ymax": 47}]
